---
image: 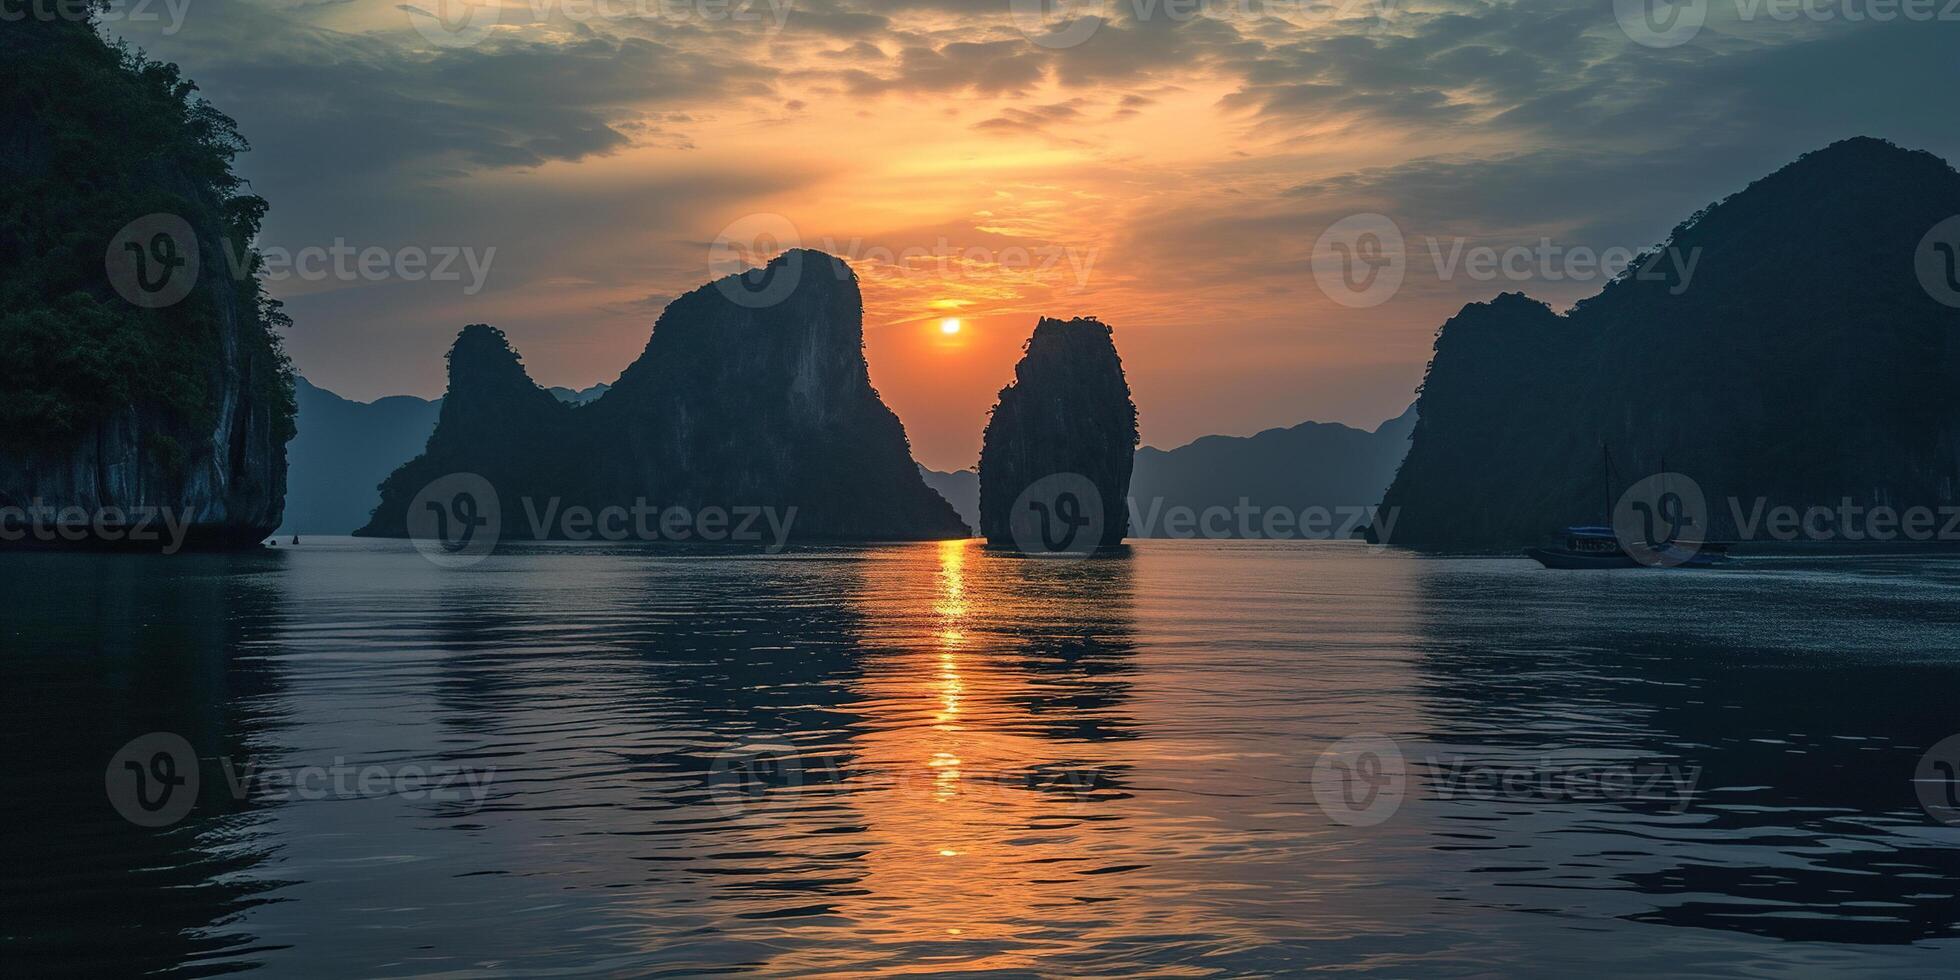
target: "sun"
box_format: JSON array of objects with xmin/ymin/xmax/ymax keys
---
[{"xmin": 939, "ymin": 318, "xmax": 962, "ymax": 335}]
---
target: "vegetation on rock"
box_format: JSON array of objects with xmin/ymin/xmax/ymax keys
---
[{"xmin": 0, "ymin": 12, "xmax": 294, "ymax": 453}]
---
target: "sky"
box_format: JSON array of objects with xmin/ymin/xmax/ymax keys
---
[{"xmin": 100, "ymin": 0, "xmax": 1960, "ymax": 470}]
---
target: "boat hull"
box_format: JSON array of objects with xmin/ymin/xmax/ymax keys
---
[
  {"xmin": 1525, "ymin": 545, "xmax": 1729, "ymax": 569},
  {"xmin": 1525, "ymin": 547, "xmax": 1641, "ymax": 569}
]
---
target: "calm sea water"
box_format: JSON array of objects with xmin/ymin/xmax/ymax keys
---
[{"xmin": 6, "ymin": 538, "xmax": 1960, "ymax": 976}]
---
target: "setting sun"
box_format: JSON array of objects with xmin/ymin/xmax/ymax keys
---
[{"xmin": 939, "ymin": 318, "xmax": 962, "ymax": 336}]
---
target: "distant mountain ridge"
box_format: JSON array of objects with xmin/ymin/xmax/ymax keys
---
[
  {"xmin": 279, "ymin": 379, "xmax": 611, "ymax": 534},
  {"xmin": 1380, "ymin": 137, "xmax": 1960, "ymax": 549},
  {"xmin": 549, "ymin": 384, "xmax": 610, "ymax": 405},
  {"xmin": 279, "ymin": 378, "xmax": 441, "ymax": 535},
  {"xmin": 918, "ymin": 405, "xmax": 1414, "ymax": 540},
  {"xmin": 1129, "ymin": 406, "xmax": 1413, "ymax": 536},
  {"xmin": 919, "ymin": 466, "xmax": 979, "ymax": 534}
]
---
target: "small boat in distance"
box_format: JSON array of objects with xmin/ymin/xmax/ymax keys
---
[
  {"xmin": 1526, "ymin": 447, "xmax": 1729, "ymax": 569},
  {"xmin": 1526, "ymin": 525, "xmax": 1729, "ymax": 569}
]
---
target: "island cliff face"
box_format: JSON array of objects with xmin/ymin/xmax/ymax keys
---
[
  {"xmin": 0, "ymin": 18, "xmax": 293, "ymax": 547},
  {"xmin": 359, "ymin": 251, "xmax": 967, "ymax": 541},
  {"xmin": 1379, "ymin": 137, "xmax": 1960, "ymax": 550},
  {"xmin": 978, "ymin": 317, "xmax": 1138, "ymax": 548}
]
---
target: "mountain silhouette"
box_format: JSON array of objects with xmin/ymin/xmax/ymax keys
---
[
  {"xmin": 279, "ymin": 377, "xmax": 607, "ymax": 535},
  {"xmin": 919, "ymin": 466, "xmax": 980, "ymax": 534},
  {"xmin": 926, "ymin": 407, "xmax": 1413, "ymax": 540},
  {"xmin": 358, "ymin": 252, "xmax": 968, "ymax": 541},
  {"xmin": 278, "ymin": 378, "xmax": 441, "ymax": 535},
  {"xmin": 1129, "ymin": 405, "xmax": 1413, "ymax": 537},
  {"xmin": 288, "ymin": 378, "xmax": 1407, "ymax": 539},
  {"xmin": 548, "ymin": 384, "xmax": 610, "ymax": 405},
  {"xmin": 1379, "ymin": 137, "xmax": 1960, "ymax": 549}
]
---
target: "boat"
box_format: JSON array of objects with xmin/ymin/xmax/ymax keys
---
[
  {"xmin": 1526, "ymin": 525, "xmax": 1728, "ymax": 569},
  {"xmin": 1525, "ymin": 447, "xmax": 1730, "ymax": 569}
]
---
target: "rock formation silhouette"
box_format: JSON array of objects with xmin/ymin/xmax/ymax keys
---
[
  {"xmin": 1379, "ymin": 137, "xmax": 1960, "ymax": 549},
  {"xmin": 978, "ymin": 317, "xmax": 1138, "ymax": 550},
  {"xmin": 358, "ymin": 251, "xmax": 967, "ymax": 542}
]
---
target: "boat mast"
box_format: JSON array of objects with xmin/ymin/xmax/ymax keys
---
[{"xmin": 1601, "ymin": 443, "xmax": 1614, "ymax": 524}]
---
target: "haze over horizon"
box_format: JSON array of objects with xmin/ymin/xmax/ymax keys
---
[{"xmin": 100, "ymin": 0, "xmax": 1960, "ymax": 469}]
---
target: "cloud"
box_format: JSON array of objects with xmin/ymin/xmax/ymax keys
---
[
  {"xmin": 121, "ymin": 0, "xmax": 775, "ymax": 191},
  {"xmin": 1044, "ymin": 9, "xmax": 1244, "ymax": 87},
  {"xmin": 843, "ymin": 39, "xmax": 1049, "ymax": 94},
  {"xmin": 785, "ymin": 2, "xmax": 891, "ymax": 37},
  {"xmin": 819, "ymin": 39, "xmax": 887, "ymax": 59},
  {"xmin": 973, "ymin": 99, "xmax": 1090, "ymax": 138},
  {"xmin": 90, "ymin": 0, "xmax": 1960, "ymax": 441}
]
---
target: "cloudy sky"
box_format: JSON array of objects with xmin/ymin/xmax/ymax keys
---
[{"xmin": 104, "ymin": 0, "xmax": 1960, "ymax": 469}]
